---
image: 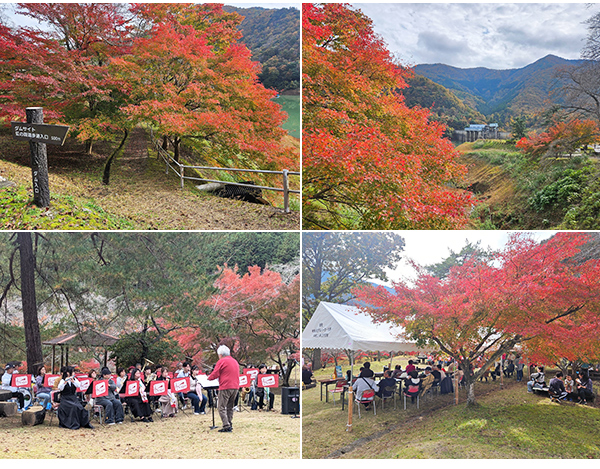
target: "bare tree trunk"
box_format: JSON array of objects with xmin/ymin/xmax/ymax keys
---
[
  {"xmin": 102, "ymin": 129, "xmax": 129, "ymax": 185},
  {"xmin": 17, "ymin": 232, "xmax": 43, "ymax": 375},
  {"xmin": 85, "ymin": 139, "xmax": 93, "ymax": 154},
  {"xmin": 312, "ymin": 349, "xmax": 322, "ymax": 370},
  {"xmin": 466, "ymin": 381, "xmax": 477, "ymax": 406}
]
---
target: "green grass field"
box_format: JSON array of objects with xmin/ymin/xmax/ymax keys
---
[{"xmin": 303, "ymin": 358, "xmax": 600, "ymax": 459}]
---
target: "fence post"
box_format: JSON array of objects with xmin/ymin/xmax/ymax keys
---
[
  {"xmin": 283, "ymin": 169, "xmax": 290, "ymax": 213},
  {"xmin": 180, "ymin": 164, "xmax": 184, "ymax": 189}
]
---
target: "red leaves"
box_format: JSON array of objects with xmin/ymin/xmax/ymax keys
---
[
  {"xmin": 302, "ymin": 3, "xmax": 472, "ymax": 229},
  {"xmin": 356, "ymin": 232, "xmax": 600, "ymax": 364},
  {"xmin": 517, "ymin": 119, "xmax": 600, "ymax": 158}
]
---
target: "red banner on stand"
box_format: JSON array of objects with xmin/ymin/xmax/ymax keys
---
[
  {"xmin": 171, "ymin": 376, "xmax": 190, "ymax": 393},
  {"xmin": 44, "ymin": 374, "xmax": 60, "ymax": 388},
  {"xmin": 92, "ymin": 380, "xmax": 109, "ymax": 398},
  {"xmin": 149, "ymin": 380, "xmax": 168, "ymax": 396},
  {"xmin": 257, "ymin": 374, "xmax": 279, "ymax": 388},
  {"xmin": 11, "ymin": 374, "xmax": 31, "ymax": 388},
  {"xmin": 123, "ymin": 380, "xmax": 139, "ymax": 397},
  {"xmin": 239, "ymin": 374, "xmax": 250, "ymax": 387},
  {"xmin": 76, "ymin": 377, "xmax": 92, "ymax": 393},
  {"xmin": 243, "ymin": 368, "xmax": 259, "ymax": 380}
]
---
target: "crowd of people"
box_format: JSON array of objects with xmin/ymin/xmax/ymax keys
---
[
  {"xmin": 303, "ymin": 354, "xmax": 597, "ymax": 410},
  {"xmin": 1, "ymin": 346, "xmax": 281, "ymax": 431},
  {"xmin": 529, "ymin": 366, "xmax": 595, "ymax": 405}
]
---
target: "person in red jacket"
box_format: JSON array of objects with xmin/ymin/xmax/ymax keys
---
[{"xmin": 208, "ymin": 345, "xmax": 240, "ymax": 433}]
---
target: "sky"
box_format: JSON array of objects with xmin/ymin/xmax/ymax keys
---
[
  {"xmin": 378, "ymin": 230, "xmax": 554, "ymax": 286},
  {"xmin": 353, "ymin": 3, "xmax": 600, "ymax": 70},
  {"xmin": 0, "ymin": 2, "xmax": 299, "ymax": 29}
]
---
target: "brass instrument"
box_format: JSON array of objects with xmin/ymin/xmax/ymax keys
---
[{"xmin": 142, "ymin": 358, "xmax": 154, "ymax": 372}]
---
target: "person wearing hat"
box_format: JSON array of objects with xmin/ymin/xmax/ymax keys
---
[
  {"xmin": 95, "ymin": 367, "xmax": 124, "ymax": 425},
  {"xmin": 1, "ymin": 364, "xmax": 25, "ymax": 411}
]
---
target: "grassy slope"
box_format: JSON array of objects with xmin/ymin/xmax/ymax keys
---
[
  {"xmin": 459, "ymin": 140, "xmax": 600, "ymax": 230},
  {"xmin": 0, "ymin": 128, "xmax": 299, "ymax": 230},
  {"xmin": 0, "ymin": 404, "xmax": 300, "ymax": 459},
  {"xmin": 302, "ymin": 359, "xmax": 600, "ymax": 459}
]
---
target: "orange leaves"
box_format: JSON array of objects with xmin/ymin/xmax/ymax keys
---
[
  {"xmin": 517, "ymin": 119, "xmax": 600, "ymax": 158},
  {"xmin": 302, "ymin": 3, "xmax": 472, "ymax": 229}
]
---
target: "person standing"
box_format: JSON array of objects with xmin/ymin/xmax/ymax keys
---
[{"xmin": 208, "ymin": 345, "xmax": 240, "ymax": 433}]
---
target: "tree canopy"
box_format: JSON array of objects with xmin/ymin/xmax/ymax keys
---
[
  {"xmin": 355, "ymin": 232, "xmax": 600, "ymax": 405},
  {"xmin": 302, "ymin": 3, "xmax": 473, "ymax": 230}
]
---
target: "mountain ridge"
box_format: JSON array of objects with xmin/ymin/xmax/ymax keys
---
[{"xmin": 412, "ymin": 54, "xmax": 586, "ymax": 125}]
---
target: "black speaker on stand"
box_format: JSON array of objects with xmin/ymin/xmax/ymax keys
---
[{"xmin": 281, "ymin": 386, "xmax": 299, "ymax": 417}]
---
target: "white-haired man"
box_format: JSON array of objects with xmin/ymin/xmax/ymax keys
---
[{"xmin": 208, "ymin": 345, "xmax": 240, "ymax": 433}]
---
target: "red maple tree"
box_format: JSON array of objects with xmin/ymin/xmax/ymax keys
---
[{"xmin": 355, "ymin": 232, "xmax": 600, "ymax": 405}]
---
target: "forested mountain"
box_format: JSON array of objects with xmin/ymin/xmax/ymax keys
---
[
  {"xmin": 225, "ymin": 6, "xmax": 300, "ymax": 92},
  {"xmin": 402, "ymin": 74, "xmax": 487, "ymax": 136},
  {"xmin": 413, "ymin": 55, "xmax": 585, "ymax": 127}
]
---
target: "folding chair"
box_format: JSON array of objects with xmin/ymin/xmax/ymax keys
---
[
  {"xmin": 328, "ymin": 380, "xmax": 347, "ymax": 405},
  {"xmin": 380, "ymin": 385, "xmax": 397, "ymax": 410},
  {"xmin": 90, "ymin": 404, "xmax": 106, "ymax": 426},
  {"xmin": 355, "ymin": 389, "xmax": 376, "ymax": 417},
  {"xmin": 403, "ymin": 391, "xmax": 419, "ymax": 410},
  {"xmin": 178, "ymin": 396, "xmax": 192, "ymax": 416}
]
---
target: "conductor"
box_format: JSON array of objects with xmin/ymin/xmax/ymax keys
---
[{"xmin": 208, "ymin": 345, "xmax": 240, "ymax": 433}]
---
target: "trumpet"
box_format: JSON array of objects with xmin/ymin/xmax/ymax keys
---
[{"xmin": 142, "ymin": 358, "xmax": 154, "ymax": 372}]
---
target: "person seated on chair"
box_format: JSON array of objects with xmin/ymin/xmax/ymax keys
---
[
  {"xmin": 34, "ymin": 365, "xmax": 53, "ymax": 411},
  {"xmin": 405, "ymin": 360, "xmax": 416, "ymax": 373},
  {"xmin": 392, "ymin": 365, "xmax": 403, "ymax": 379},
  {"xmin": 548, "ymin": 372, "xmax": 568, "ymax": 401},
  {"xmin": 94, "ymin": 367, "xmax": 124, "ymax": 425},
  {"xmin": 359, "ymin": 362, "xmax": 374, "ymax": 378},
  {"xmin": 352, "ymin": 374, "xmax": 378, "ymax": 410},
  {"xmin": 302, "ymin": 365, "xmax": 316, "ymax": 389},
  {"xmin": 376, "ymin": 370, "xmax": 396, "ymax": 398},
  {"xmin": 57, "ymin": 366, "xmax": 94, "ymax": 429},
  {"xmin": 403, "ymin": 370, "xmax": 421, "ymax": 403},
  {"xmin": 1, "ymin": 363, "xmax": 25, "ymax": 411},
  {"xmin": 527, "ymin": 366, "xmax": 546, "ymax": 392},
  {"xmin": 116, "ymin": 368, "xmax": 127, "ymax": 397},
  {"xmin": 156, "ymin": 366, "xmax": 177, "ymax": 418},
  {"xmin": 564, "ymin": 374, "xmax": 577, "ymax": 401},
  {"xmin": 576, "ymin": 370, "xmax": 594, "ymax": 405},
  {"xmin": 420, "ymin": 367, "xmax": 435, "ymax": 395},
  {"xmin": 187, "ymin": 366, "xmax": 208, "ymax": 415},
  {"xmin": 123, "ymin": 368, "xmax": 154, "ymax": 422},
  {"xmin": 250, "ymin": 364, "xmax": 276, "ymax": 411}
]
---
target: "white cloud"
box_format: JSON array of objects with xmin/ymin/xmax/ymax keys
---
[{"xmin": 352, "ymin": 3, "xmax": 600, "ymax": 69}]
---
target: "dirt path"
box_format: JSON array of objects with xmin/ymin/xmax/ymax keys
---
[{"xmin": 1, "ymin": 127, "xmax": 299, "ymax": 230}]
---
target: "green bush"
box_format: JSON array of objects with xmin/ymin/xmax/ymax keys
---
[{"xmin": 529, "ymin": 166, "xmax": 593, "ymax": 212}]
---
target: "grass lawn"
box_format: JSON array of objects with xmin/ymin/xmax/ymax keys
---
[
  {"xmin": 0, "ymin": 402, "xmax": 300, "ymax": 459},
  {"xmin": 303, "ymin": 358, "xmax": 600, "ymax": 459}
]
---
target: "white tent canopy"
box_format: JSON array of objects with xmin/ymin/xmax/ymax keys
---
[{"xmin": 302, "ymin": 301, "xmax": 424, "ymax": 353}]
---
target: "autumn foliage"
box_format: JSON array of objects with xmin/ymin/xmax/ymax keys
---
[
  {"xmin": 302, "ymin": 3, "xmax": 473, "ymax": 229},
  {"xmin": 354, "ymin": 232, "xmax": 600, "ymax": 404},
  {"xmin": 516, "ymin": 118, "xmax": 600, "ymax": 158},
  {"xmin": 0, "ymin": 3, "xmax": 296, "ymax": 171}
]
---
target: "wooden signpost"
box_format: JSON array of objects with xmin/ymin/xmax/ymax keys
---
[{"xmin": 10, "ymin": 107, "xmax": 69, "ymax": 207}]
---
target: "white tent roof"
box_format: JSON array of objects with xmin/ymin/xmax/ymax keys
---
[{"xmin": 302, "ymin": 301, "xmax": 423, "ymax": 353}]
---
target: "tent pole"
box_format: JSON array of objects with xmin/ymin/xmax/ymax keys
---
[
  {"xmin": 347, "ymin": 350, "xmax": 353, "ymax": 432},
  {"xmin": 500, "ymin": 356, "xmax": 504, "ymax": 389},
  {"xmin": 389, "ymin": 351, "xmax": 393, "ymax": 371}
]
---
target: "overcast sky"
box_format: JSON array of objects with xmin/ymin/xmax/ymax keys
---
[
  {"xmin": 377, "ymin": 230, "xmax": 554, "ymax": 286},
  {"xmin": 353, "ymin": 3, "xmax": 600, "ymax": 70}
]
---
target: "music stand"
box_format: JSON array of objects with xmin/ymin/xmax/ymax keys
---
[{"xmin": 198, "ymin": 375, "xmax": 219, "ymax": 430}]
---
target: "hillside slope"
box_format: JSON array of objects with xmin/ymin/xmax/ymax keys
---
[{"xmin": 414, "ymin": 55, "xmax": 585, "ymax": 125}]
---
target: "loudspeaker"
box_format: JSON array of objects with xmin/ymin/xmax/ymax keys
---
[{"xmin": 281, "ymin": 386, "xmax": 299, "ymax": 415}]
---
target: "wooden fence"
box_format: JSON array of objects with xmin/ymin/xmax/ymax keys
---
[{"xmin": 150, "ymin": 130, "xmax": 300, "ymax": 212}]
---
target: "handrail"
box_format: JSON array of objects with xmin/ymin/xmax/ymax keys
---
[{"xmin": 149, "ymin": 129, "xmax": 299, "ymax": 212}]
